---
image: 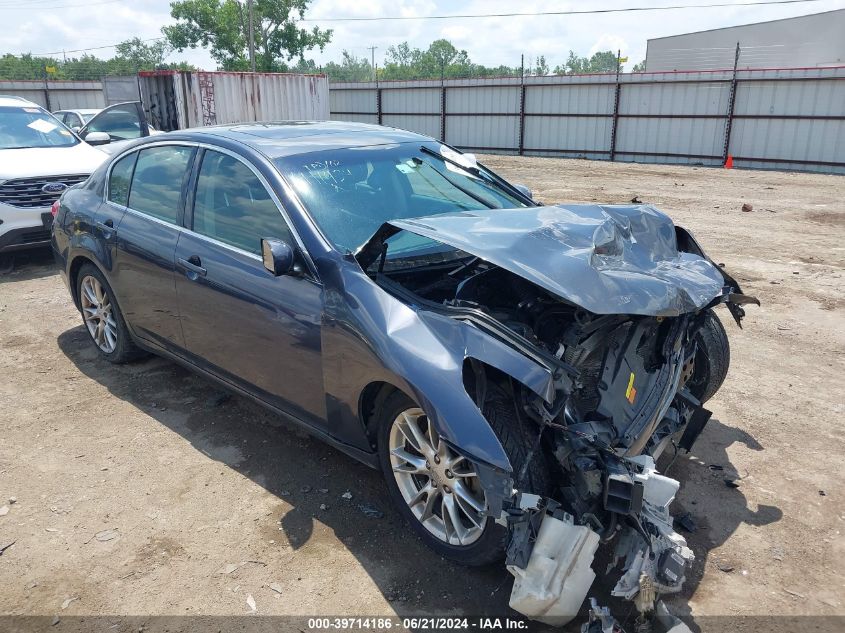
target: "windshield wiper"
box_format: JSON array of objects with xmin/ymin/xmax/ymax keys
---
[
  {"xmin": 419, "ymin": 145, "xmax": 534, "ymax": 205},
  {"xmin": 414, "ymin": 156, "xmax": 498, "ymax": 210}
]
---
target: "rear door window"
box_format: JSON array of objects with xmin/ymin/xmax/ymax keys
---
[
  {"xmin": 191, "ymin": 150, "xmax": 292, "ymax": 255},
  {"xmin": 107, "ymin": 151, "xmax": 138, "ymax": 207},
  {"xmin": 127, "ymin": 146, "xmax": 194, "ymax": 224}
]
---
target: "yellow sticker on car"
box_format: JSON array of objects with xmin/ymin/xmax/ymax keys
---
[{"xmin": 626, "ymin": 372, "xmax": 637, "ymax": 405}]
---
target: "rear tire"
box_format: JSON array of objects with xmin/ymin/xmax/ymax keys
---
[
  {"xmin": 76, "ymin": 263, "xmax": 144, "ymax": 364},
  {"xmin": 687, "ymin": 309, "xmax": 730, "ymax": 404},
  {"xmin": 377, "ymin": 386, "xmax": 548, "ymax": 567}
]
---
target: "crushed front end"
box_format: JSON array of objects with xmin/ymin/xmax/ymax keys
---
[{"xmin": 357, "ymin": 203, "xmax": 758, "ymax": 625}]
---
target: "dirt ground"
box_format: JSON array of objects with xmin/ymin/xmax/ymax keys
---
[{"xmin": 1, "ymin": 157, "xmax": 843, "ymax": 631}]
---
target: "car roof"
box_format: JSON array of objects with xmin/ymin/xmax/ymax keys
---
[
  {"xmin": 173, "ymin": 121, "xmax": 432, "ymax": 158},
  {"xmin": 56, "ymin": 108, "xmax": 101, "ymax": 114},
  {"xmin": 0, "ymin": 95, "xmax": 40, "ymax": 108}
]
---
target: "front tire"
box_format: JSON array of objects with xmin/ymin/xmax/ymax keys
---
[
  {"xmin": 76, "ymin": 263, "xmax": 143, "ymax": 363},
  {"xmin": 687, "ymin": 309, "xmax": 731, "ymax": 404},
  {"xmin": 377, "ymin": 388, "xmax": 548, "ymax": 567}
]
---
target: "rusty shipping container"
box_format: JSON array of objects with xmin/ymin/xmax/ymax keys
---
[{"xmin": 138, "ymin": 70, "xmax": 329, "ymax": 131}]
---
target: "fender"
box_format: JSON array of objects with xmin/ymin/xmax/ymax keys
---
[{"xmin": 320, "ymin": 257, "xmax": 555, "ymax": 475}]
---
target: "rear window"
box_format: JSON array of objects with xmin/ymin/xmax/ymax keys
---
[
  {"xmin": 108, "ymin": 152, "xmax": 138, "ymax": 207},
  {"xmin": 0, "ymin": 106, "xmax": 78, "ymax": 150},
  {"xmin": 127, "ymin": 146, "xmax": 194, "ymax": 223}
]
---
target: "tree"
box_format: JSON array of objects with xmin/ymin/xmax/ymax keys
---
[
  {"xmin": 114, "ymin": 38, "xmax": 172, "ymax": 69},
  {"xmin": 532, "ymin": 55, "xmax": 549, "ymax": 76},
  {"xmin": 323, "ymin": 51, "xmax": 371, "ymax": 82},
  {"xmin": 632, "ymin": 60, "xmax": 646, "ymax": 72},
  {"xmin": 553, "ymin": 50, "xmax": 618, "ymax": 75},
  {"xmin": 164, "ymin": 0, "xmax": 332, "ymax": 72}
]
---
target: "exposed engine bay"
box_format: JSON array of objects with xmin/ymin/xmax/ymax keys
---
[{"xmin": 360, "ymin": 204, "xmax": 759, "ymax": 628}]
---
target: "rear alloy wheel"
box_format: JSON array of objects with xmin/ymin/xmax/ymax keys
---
[
  {"xmin": 75, "ymin": 263, "xmax": 143, "ymax": 363},
  {"xmin": 377, "ymin": 391, "xmax": 509, "ymax": 567},
  {"xmin": 80, "ymin": 275, "xmax": 118, "ymax": 354}
]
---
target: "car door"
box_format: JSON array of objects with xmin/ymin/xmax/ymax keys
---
[
  {"xmin": 112, "ymin": 143, "xmax": 196, "ymax": 352},
  {"xmin": 78, "ymin": 102, "xmax": 149, "ymax": 148},
  {"xmin": 174, "ymin": 147, "xmax": 326, "ymax": 426}
]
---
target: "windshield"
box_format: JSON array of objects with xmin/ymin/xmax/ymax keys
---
[
  {"xmin": 0, "ymin": 106, "xmax": 78, "ymax": 150},
  {"xmin": 275, "ymin": 143, "xmax": 527, "ymax": 254}
]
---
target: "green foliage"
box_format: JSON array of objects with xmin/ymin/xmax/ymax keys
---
[
  {"xmin": 532, "ymin": 55, "xmax": 549, "ymax": 77},
  {"xmin": 322, "ymin": 51, "xmax": 372, "ymax": 82},
  {"xmin": 164, "ymin": 0, "xmax": 331, "ymax": 72},
  {"xmin": 632, "ymin": 60, "xmax": 646, "ymax": 72},
  {"xmin": 114, "ymin": 38, "xmax": 172, "ymax": 69},
  {"xmin": 553, "ymin": 50, "xmax": 619, "ymax": 75},
  {"xmin": 0, "ymin": 44, "xmax": 193, "ymax": 81},
  {"xmin": 378, "ymin": 40, "xmax": 517, "ymax": 81}
]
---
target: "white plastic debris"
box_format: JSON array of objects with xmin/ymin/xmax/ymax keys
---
[
  {"xmin": 246, "ymin": 594, "xmax": 256, "ymax": 612},
  {"xmin": 508, "ymin": 512, "xmax": 600, "ymax": 625}
]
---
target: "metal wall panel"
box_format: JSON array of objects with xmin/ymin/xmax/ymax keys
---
[
  {"xmin": 526, "ymin": 84, "xmax": 615, "ymax": 114},
  {"xmin": 330, "ymin": 88, "xmax": 376, "ymax": 113},
  {"xmin": 729, "ymin": 118, "xmax": 845, "ymax": 173},
  {"xmin": 734, "ymin": 79, "xmax": 845, "ymax": 116},
  {"xmin": 447, "ymin": 86, "xmax": 519, "ymax": 113},
  {"xmin": 0, "ymin": 80, "xmax": 106, "ymax": 111},
  {"xmin": 619, "ymin": 81, "xmax": 729, "ymax": 115},
  {"xmin": 333, "ymin": 113, "xmax": 379, "ymax": 124},
  {"xmin": 381, "ymin": 114, "xmax": 440, "ymax": 138},
  {"xmin": 330, "ymin": 69, "xmax": 845, "ymax": 173},
  {"xmin": 615, "ymin": 117, "xmax": 726, "ymax": 158},
  {"xmin": 382, "ymin": 88, "xmax": 440, "ymax": 114},
  {"xmin": 102, "ymin": 76, "xmax": 140, "ymax": 105},
  {"xmin": 446, "ymin": 115, "xmax": 519, "ymax": 150},
  {"xmin": 523, "ymin": 116, "xmax": 611, "ymax": 153}
]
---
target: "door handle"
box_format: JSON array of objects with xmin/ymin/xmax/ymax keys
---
[
  {"xmin": 96, "ymin": 219, "xmax": 116, "ymax": 236},
  {"xmin": 178, "ymin": 256, "xmax": 207, "ymax": 277}
]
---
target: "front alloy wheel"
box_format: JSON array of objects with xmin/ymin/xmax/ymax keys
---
[
  {"xmin": 80, "ymin": 275, "xmax": 117, "ymax": 354},
  {"xmin": 388, "ymin": 407, "xmax": 487, "ymax": 546}
]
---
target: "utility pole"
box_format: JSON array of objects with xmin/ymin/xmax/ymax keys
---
[
  {"xmin": 247, "ymin": 0, "xmax": 256, "ymax": 72},
  {"xmin": 366, "ymin": 46, "xmax": 378, "ymax": 81}
]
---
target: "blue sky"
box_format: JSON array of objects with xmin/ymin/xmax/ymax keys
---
[{"xmin": 6, "ymin": 0, "xmax": 845, "ymax": 71}]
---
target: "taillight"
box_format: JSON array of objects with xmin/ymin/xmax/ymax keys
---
[{"xmin": 51, "ymin": 200, "xmax": 60, "ymax": 218}]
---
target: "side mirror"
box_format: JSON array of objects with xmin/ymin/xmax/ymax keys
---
[
  {"xmin": 513, "ymin": 183, "xmax": 533, "ymax": 200},
  {"xmin": 84, "ymin": 131, "xmax": 111, "ymax": 146},
  {"xmin": 71, "ymin": 126, "xmax": 81, "ymax": 133},
  {"xmin": 262, "ymin": 238, "xmax": 295, "ymax": 276}
]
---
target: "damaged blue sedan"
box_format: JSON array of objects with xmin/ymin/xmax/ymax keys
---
[{"xmin": 51, "ymin": 122, "xmax": 758, "ymax": 625}]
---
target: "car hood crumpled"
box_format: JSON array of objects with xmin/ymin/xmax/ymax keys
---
[{"xmin": 387, "ymin": 204, "xmax": 727, "ymax": 317}]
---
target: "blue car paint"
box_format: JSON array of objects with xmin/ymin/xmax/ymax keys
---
[{"xmin": 51, "ymin": 125, "xmax": 539, "ymax": 477}]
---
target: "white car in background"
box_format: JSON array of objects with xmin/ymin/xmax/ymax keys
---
[
  {"xmin": 53, "ymin": 108, "xmax": 101, "ymax": 130},
  {"xmin": 0, "ymin": 96, "xmax": 109, "ymax": 255}
]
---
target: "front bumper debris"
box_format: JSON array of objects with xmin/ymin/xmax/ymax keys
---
[
  {"xmin": 507, "ymin": 504, "xmax": 599, "ymax": 625},
  {"xmin": 506, "ymin": 457, "xmax": 692, "ymax": 626}
]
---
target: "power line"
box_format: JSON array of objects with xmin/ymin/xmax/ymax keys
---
[
  {"xmin": 300, "ymin": 0, "xmax": 825, "ymax": 22},
  {"xmin": 24, "ymin": 37, "xmax": 165, "ymax": 58}
]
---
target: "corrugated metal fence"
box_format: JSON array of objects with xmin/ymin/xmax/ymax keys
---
[
  {"xmin": 0, "ymin": 76, "xmax": 140, "ymax": 110},
  {"xmin": 0, "ymin": 79, "xmax": 107, "ymax": 110},
  {"xmin": 330, "ymin": 67, "xmax": 845, "ymax": 174}
]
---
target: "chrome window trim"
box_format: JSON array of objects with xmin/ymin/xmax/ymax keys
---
[{"xmin": 103, "ymin": 139, "xmax": 319, "ymax": 280}]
